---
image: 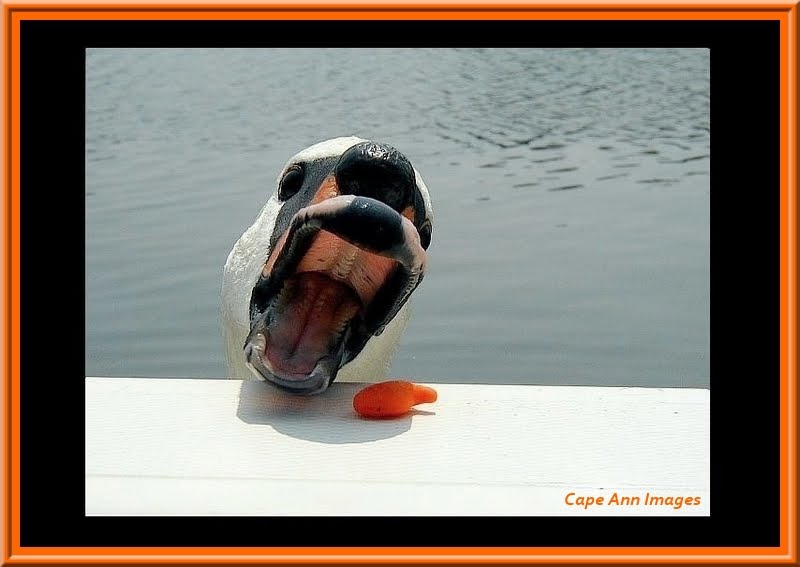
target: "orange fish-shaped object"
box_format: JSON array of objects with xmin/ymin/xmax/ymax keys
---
[{"xmin": 353, "ymin": 380, "xmax": 438, "ymax": 419}]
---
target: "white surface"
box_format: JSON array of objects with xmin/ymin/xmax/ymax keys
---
[{"xmin": 85, "ymin": 377, "xmax": 710, "ymax": 516}]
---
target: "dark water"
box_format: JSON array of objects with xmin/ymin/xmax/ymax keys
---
[{"xmin": 86, "ymin": 48, "xmax": 709, "ymax": 388}]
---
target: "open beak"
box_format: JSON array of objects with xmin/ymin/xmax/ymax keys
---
[{"xmin": 245, "ymin": 159, "xmax": 427, "ymax": 394}]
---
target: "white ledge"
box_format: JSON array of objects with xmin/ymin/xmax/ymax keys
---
[{"xmin": 85, "ymin": 377, "xmax": 710, "ymax": 516}]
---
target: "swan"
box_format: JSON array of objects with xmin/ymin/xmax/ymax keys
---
[{"xmin": 222, "ymin": 137, "xmax": 433, "ymax": 394}]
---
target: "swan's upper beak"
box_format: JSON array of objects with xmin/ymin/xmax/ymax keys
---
[{"xmin": 244, "ymin": 142, "xmax": 430, "ymax": 394}]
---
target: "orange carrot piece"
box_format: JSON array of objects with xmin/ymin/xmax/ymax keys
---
[{"xmin": 353, "ymin": 380, "xmax": 438, "ymax": 419}]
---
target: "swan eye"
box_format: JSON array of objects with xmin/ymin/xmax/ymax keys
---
[
  {"xmin": 418, "ymin": 218, "xmax": 432, "ymax": 250},
  {"xmin": 279, "ymin": 164, "xmax": 304, "ymax": 201}
]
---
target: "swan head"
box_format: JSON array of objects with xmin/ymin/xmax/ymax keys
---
[{"xmin": 224, "ymin": 137, "xmax": 433, "ymax": 395}]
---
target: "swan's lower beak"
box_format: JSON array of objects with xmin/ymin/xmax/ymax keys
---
[{"xmin": 244, "ymin": 193, "xmax": 426, "ymax": 395}]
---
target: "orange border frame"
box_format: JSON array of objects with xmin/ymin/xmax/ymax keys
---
[{"xmin": 2, "ymin": 1, "xmax": 797, "ymax": 564}]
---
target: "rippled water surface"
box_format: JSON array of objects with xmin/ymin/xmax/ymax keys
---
[{"xmin": 86, "ymin": 48, "xmax": 710, "ymax": 387}]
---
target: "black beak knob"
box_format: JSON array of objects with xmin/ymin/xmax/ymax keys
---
[{"xmin": 334, "ymin": 141, "xmax": 416, "ymax": 213}]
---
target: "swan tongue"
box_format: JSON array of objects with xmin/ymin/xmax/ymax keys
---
[{"xmin": 263, "ymin": 272, "xmax": 359, "ymax": 377}]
